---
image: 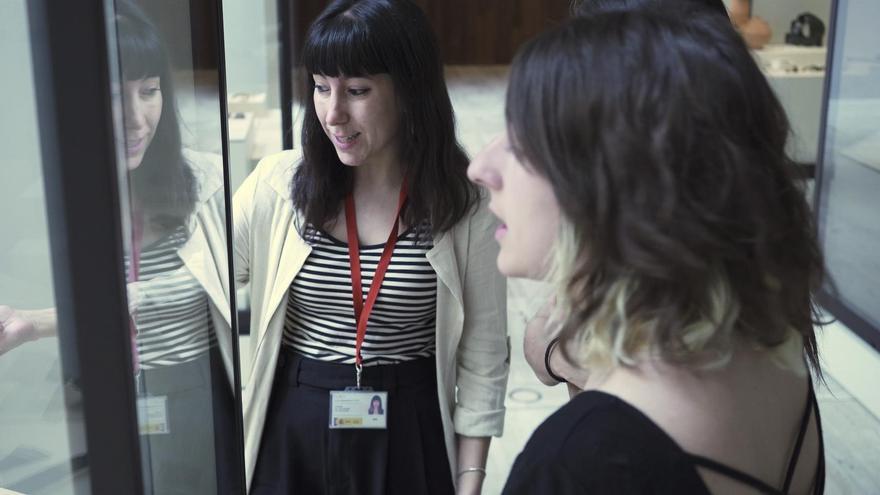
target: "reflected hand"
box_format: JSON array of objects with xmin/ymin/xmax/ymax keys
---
[
  {"xmin": 0, "ymin": 305, "xmax": 39, "ymax": 355},
  {"xmin": 127, "ymin": 282, "xmax": 143, "ymax": 315}
]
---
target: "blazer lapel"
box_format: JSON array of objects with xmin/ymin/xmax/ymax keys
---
[
  {"xmin": 427, "ymin": 229, "xmax": 464, "ymax": 309},
  {"xmin": 264, "ymin": 210, "xmax": 312, "ymax": 334},
  {"xmin": 177, "ymin": 216, "xmax": 231, "ymax": 326}
]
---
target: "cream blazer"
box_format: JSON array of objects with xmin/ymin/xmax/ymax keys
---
[
  {"xmin": 233, "ymin": 150, "xmax": 510, "ymax": 489},
  {"xmin": 175, "ymin": 149, "xmax": 235, "ymax": 386}
]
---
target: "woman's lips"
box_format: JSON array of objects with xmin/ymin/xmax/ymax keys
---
[
  {"xmin": 495, "ymin": 224, "xmax": 508, "ymax": 240},
  {"xmin": 333, "ymin": 132, "xmax": 361, "ymax": 151},
  {"xmin": 126, "ymin": 137, "xmax": 145, "ymax": 156}
]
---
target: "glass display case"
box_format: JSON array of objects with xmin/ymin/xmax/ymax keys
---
[
  {"xmin": 815, "ymin": 0, "xmax": 880, "ymax": 350},
  {"xmin": 1, "ymin": 0, "xmax": 247, "ymax": 493}
]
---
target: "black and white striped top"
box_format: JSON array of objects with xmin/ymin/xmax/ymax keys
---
[
  {"xmin": 126, "ymin": 225, "xmax": 216, "ymax": 370},
  {"xmin": 283, "ymin": 225, "xmax": 437, "ymax": 365}
]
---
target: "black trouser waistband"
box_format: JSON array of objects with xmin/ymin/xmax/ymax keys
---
[{"xmin": 276, "ymin": 347, "xmax": 437, "ymax": 392}]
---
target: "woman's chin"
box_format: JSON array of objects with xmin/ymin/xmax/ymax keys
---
[
  {"xmin": 126, "ymin": 154, "xmax": 144, "ymax": 171},
  {"xmin": 497, "ymin": 253, "xmax": 552, "ymax": 281},
  {"xmin": 497, "ymin": 255, "xmax": 529, "ymax": 280},
  {"xmin": 335, "ymin": 150, "xmax": 364, "ymax": 167}
]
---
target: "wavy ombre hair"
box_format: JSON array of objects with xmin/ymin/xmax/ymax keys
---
[{"xmin": 508, "ymin": 9, "xmax": 825, "ymax": 372}]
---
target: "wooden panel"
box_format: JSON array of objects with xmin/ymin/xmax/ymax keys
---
[{"xmin": 290, "ymin": 0, "xmax": 570, "ymax": 65}]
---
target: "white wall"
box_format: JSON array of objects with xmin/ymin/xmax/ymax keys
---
[{"xmin": 222, "ymin": 0, "xmax": 280, "ymax": 106}]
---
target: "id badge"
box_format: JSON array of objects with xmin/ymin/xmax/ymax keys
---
[
  {"xmin": 329, "ymin": 389, "xmax": 388, "ymax": 429},
  {"xmin": 137, "ymin": 395, "xmax": 170, "ymax": 435}
]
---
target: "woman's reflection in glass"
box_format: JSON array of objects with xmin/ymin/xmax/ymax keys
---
[
  {"xmin": 0, "ymin": 2, "xmax": 242, "ymax": 494},
  {"xmin": 117, "ymin": 2, "xmax": 240, "ymax": 493}
]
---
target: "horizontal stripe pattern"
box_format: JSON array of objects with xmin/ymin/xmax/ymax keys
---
[
  {"xmin": 126, "ymin": 226, "xmax": 216, "ymax": 369},
  {"xmin": 283, "ymin": 225, "xmax": 437, "ymax": 365}
]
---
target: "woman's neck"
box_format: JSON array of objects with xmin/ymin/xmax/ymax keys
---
[
  {"xmin": 334, "ymin": 158, "xmax": 408, "ymax": 245},
  {"xmin": 352, "ymin": 158, "xmax": 404, "ymax": 199}
]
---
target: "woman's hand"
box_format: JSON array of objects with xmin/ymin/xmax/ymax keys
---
[
  {"xmin": 456, "ymin": 471, "xmax": 484, "ymax": 495},
  {"xmin": 456, "ymin": 435, "xmax": 489, "ymax": 495},
  {"xmin": 0, "ymin": 305, "xmax": 39, "ymax": 355},
  {"xmin": 739, "ymin": 16, "xmax": 772, "ymax": 50},
  {"xmin": 523, "ymin": 297, "xmax": 590, "ymax": 389},
  {"xmin": 728, "ymin": 0, "xmax": 772, "ymax": 50},
  {"xmin": 523, "ymin": 297, "xmax": 562, "ymax": 386}
]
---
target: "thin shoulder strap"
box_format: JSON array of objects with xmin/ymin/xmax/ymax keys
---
[
  {"xmin": 810, "ymin": 377, "xmax": 826, "ymax": 494},
  {"xmin": 686, "ymin": 376, "xmax": 823, "ymax": 495},
  {"xmin": 687, "ymin": 454, "xmax": 782, "ymax": 494},
  {"xmin": 781, "ymin": 377, "xmax": 816, "ymax": 493}
]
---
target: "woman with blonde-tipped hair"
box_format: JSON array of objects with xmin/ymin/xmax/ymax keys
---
[{"xmin": 469, "ymin": 4, "xmax": 825, "ymax": 493}]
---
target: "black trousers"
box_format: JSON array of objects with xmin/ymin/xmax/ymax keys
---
[{"xmin": 251, "ymin": 349, "xmax": 455, "ymax": 495}]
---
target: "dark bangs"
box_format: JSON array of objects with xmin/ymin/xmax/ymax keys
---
[
  {"xmin": 506, "ymin": 24, "xmax": 594, "ymax": 192},
  {"xmin": 505, "ymin": 43, "xmax": 549, "ymax": 168},
  {"xmin": 116, "ymin": 13, "xmax": 167, "ymax": 81},
  {"xmin": 303, "ymin": 10, "xmax": 389, "ymax": 77}
]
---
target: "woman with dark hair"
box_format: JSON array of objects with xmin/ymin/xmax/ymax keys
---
[
  {"xmin": 116, "ymin": 1, "xmax": 197, "ymax": 227},
  {"xmin": 368, "ymin": 395, "xmax": 385, "ymax": 415},
  {"xmin": 469, "ymin": 7, "xmax": 825, "ymax": 494},
  {"xmin": 234, "ymin": 0, "xmax": 508, "ymax": 493},
  {"xmin": 0, "ymin": 2, "xmax": 241, "ymax": 493}
]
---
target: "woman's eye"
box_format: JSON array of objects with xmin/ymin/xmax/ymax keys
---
[
  {"xmin": 348, "ymin": 88, "xmax": 369, "ymax": 96},
  {"xmin": 141, "ymin": 87, "xmax": 161, "ymax": 97},
  {"xmin": 314, "ymin": 85, "xmax": 329, "ymax": 94}
]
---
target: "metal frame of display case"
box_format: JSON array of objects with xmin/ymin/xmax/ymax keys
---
[
  {"xmin": 26, "ymin": 0, "xmax": 145, "ymax": 492},
  {"xmin": 813, "ymin": 0, "xmax": 880, "ymax": 352},
  {"xmin": 213, "ymin": 0, "xmax": 249, "ymax": 487},
  {"xmin": 278, "ymin": 0, "xmax": 294, "ymax": 150}
]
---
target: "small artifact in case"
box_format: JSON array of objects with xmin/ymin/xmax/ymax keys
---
[{"xmin": 785, "ymin": 12, "xmax": 825, "ymax": 47}]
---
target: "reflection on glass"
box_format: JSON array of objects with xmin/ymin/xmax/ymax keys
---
[
  {"xmin": 0, "ymin": 1, "xmax": 90, "ymax": 493},
  {"xmin": 222, "ymin": 0, "xmax": 283, "ymax": 193},
  {"xmin": 112, "ymin": 1, "xmax": 241, "ymax": 493},
  {"xmin": 817, "ymin": 0, "xmax": 880, "ymax": 332},
  {"xmin": 221, "ymin": 0, "xmax": 285, "ymax": 389}
]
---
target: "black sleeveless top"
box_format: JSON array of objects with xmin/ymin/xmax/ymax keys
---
[{"xmin": 503, "ymin": 380, "xmax": 824, "ymax": 494}]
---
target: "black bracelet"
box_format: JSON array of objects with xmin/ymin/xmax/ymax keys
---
[{"xmin": 544, "ymin": 337, "xmax": 567, "ymax": 383}]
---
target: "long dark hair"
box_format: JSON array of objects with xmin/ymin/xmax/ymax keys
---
[
  {"xmin": 116, "ymin": 0, "xmax": 196, "ymax": 231},
  {"xmin": 507, "ymin": 10, "xmax": 825, "ymax": 371},
  {"xmin": 293, "ymin": 0, "xmax": 477, "ymax": 236}
]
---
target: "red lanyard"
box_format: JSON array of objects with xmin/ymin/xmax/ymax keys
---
[
  {"xmin": 128, "ymin": 210, "xmax": 143, "ymax": 374},
  {"xmin": 345, "ymin": 184, "xmax": 408, "ymax": 377}
]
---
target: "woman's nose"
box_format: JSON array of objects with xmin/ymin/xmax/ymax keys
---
[
  {"xmin": 324, "ymin": 94, "xmax": 348, "ymax": 127},
  {"xmin": 123, "ymin": 94, "xmax": 145, "ymax": 130},
  {"xmin": 467, "ymin": 135, "xmax": 503, "ymax": 189}
]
